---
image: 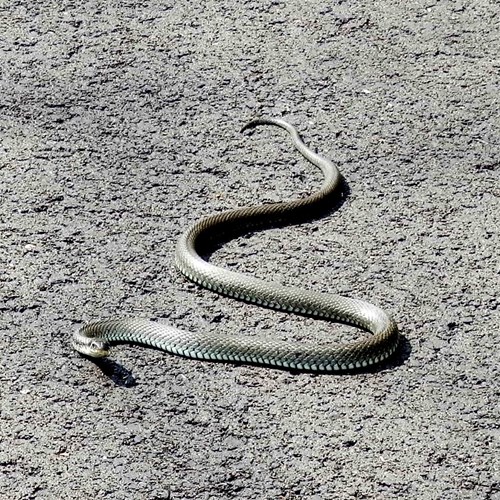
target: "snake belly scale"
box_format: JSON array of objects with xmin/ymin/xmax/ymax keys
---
[{"xmin": 73, "ymin": 118, "xmax": 399, "ymax": 372}]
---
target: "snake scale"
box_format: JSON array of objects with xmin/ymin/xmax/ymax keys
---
[{"xmin": 73, "ymin": 118, "xmax": 399, "ymax": 372}]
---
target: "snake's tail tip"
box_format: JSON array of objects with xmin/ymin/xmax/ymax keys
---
[{"xmin": 241, "ymin": 118, "xmax": 266, "ymax": 133}]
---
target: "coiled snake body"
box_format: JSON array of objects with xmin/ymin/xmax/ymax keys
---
[{"xmin": 73, "ymin": 118, "xmax": 399, "ymax": 372}]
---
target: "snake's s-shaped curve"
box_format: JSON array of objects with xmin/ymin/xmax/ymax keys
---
[{"xmin": 73, "ymin": 118, "xmax": 399, "ymax": 372}]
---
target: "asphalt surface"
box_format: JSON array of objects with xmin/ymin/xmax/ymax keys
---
[{"xmin": 1, "ymin": 1, "xmax": 499, "ymax": 499}]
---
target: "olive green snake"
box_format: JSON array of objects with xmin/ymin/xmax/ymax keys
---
[{"xmin": 73, "ymin": 118, "xmax": 399, "ymax": 372}]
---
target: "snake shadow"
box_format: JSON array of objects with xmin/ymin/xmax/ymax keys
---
[
  {"xmin": 197, "ymin": 176, "xmax": 352, "ymax": 256},
  {"xmin": 86, "ymin": 356, "xmax": 138, "ymax": 387}
]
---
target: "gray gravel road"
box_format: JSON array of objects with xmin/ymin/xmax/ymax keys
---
[{"xmin": 1, "ymin": 1, "xmax": 499, "ymax": 499}]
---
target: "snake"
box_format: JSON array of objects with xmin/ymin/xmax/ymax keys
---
[{"xmin": 73, "ymin": 118, "xmax": 399, "ymax": 372}]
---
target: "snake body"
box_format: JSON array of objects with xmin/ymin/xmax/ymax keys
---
[{"xmin": 73, "ymin": 118, "xmax": 399, "ymax": 372}]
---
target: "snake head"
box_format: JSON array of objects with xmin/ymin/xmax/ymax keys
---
[{"xmin": 73, "ymin": 333, "xmax": 110, "ymax": 358}]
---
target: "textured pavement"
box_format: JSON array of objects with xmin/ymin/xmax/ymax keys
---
[{"xmin": 1, "ymin": 1, "xmax": 499, "ymax": 499}]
